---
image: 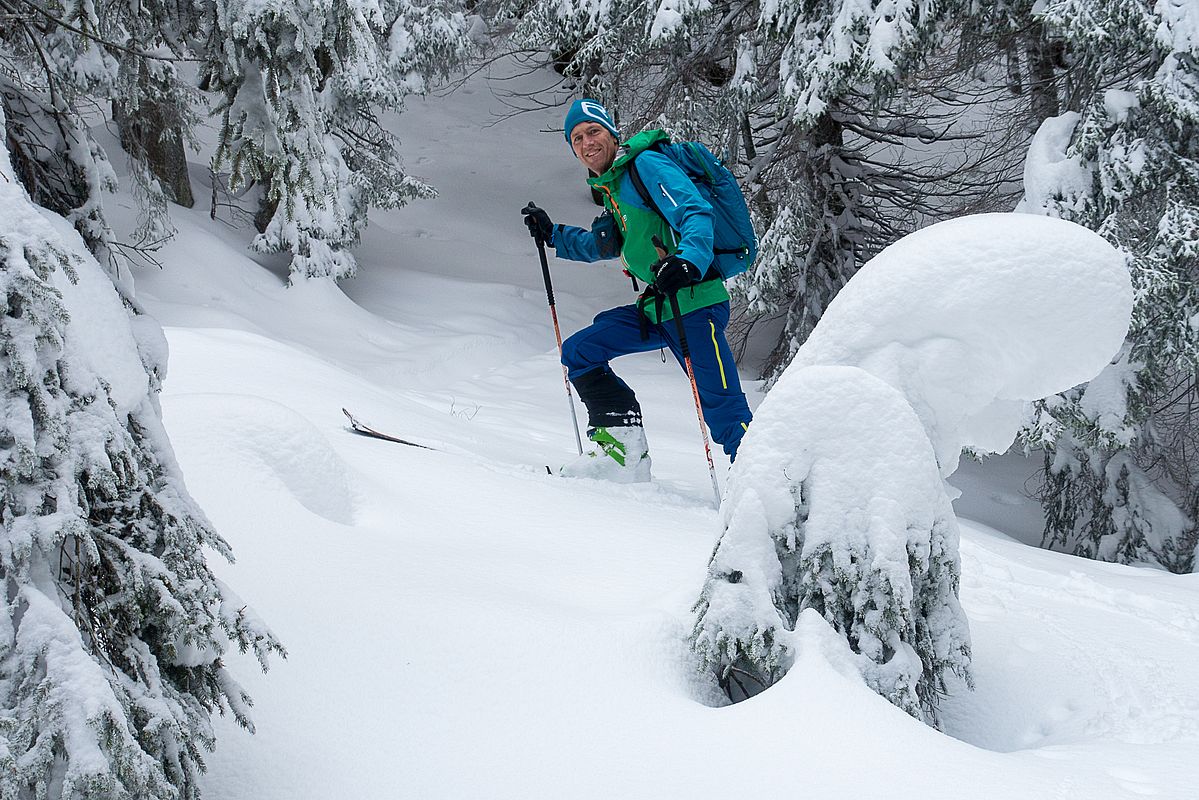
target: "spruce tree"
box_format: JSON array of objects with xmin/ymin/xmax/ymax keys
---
[
  {"xmin": 1020, "ymin": 1, "xmax": 1199, "ymax": 572},
  {"xmin": 4, "ymin": 0, "xmax": 474, "ymax": 285},
  {"xmin": 202, "ymin": 0, "xmax": 476, "ymax": 282},
  {"xmin": 0, "ymin": 107, "xmax": 283, "ymax": 799},
  {"xmin": 0, "ymin": 0, "xmax": 120, "ymax": 262},
  {"xmin": 691, "ymin": 366, "xmax": 972, "ymax": 725}
]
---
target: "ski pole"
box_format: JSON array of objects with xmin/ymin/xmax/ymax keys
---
[
  {"xmin": 526, "ymin": 203, "xmax": 584, "ymax": 455},
  {"xmin": 652, "ymin": 236, "xmax": 721, "ymax": 506},
  {"xmin": 668, "ymin": 291, "xmax": 723, "ymax": 507}
]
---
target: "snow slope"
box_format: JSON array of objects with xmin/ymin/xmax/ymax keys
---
[{"xmin": 119, "ymin": 62, "xmax": 1199, "ymax": 799}]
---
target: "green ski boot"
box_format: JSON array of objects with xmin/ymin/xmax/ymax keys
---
[{"xmin": 560, "ymin": 426, "xmax": 652, "ymax": 483}]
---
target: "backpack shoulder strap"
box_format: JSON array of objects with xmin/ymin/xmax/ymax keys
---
[{"xmin": 625, "ymin": 154, "xmax": 670, "ymax": 231}]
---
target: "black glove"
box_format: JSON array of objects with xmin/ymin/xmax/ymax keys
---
[
  {"xmin": 521, "ymin": 202, "xmax": 554, "ymax": 245},
  {"xmin": 652, "ymin": 254, "xmax": 703, "ymax": 294}
]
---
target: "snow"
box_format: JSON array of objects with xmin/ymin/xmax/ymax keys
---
[
  {"xmin": 1079, "ymin": 345, "xmax": 1136, "ymax": 443},
  {"xmin": 1019, "ymin": 111, "xmax": 1092, "ymax": 217},
  {"xmin": 790, "ymin": 212, "xmax": 1132, "ymax": 476},
  {"xmin": 45, "ymin": 216, "xmax": 151, "ymax": 415},
  {"xmin": 36, "ymin": 59, "xmax": 1199, "ymax": 799},
  {"xmin": 0, "ymin": 149, "xmax": 148, "ymax": 417},
  {"xmin": 1104, "ymin": 88, "xmax": 1140, "ymax": 123}
]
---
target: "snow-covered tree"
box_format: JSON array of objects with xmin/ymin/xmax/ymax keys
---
[
  {"xmin": 0, "ymin": 0, "xmax": 205, "ymax": 278},
  {"xmin": 735, "ymin": 17, "xmax": 1038, "ymax": 377},
  {"xmin": 202, "ymin": 0, "xmax": 476, "ymax": 282},
  {"xmin": 691, "ymin": 365, "xmax": 973, "ymax": 725},
  {"xmin": 1019, "ymin": 1, "xmax": 1199, "ymax": 572},
  {"xmin": 692, "ymin": 211, "xmax": 1130, "ymax": 724},
  {"xmin": 0, "ymin": 0, "xmax": 122, "ymax": 262},
  {"xmin": 109, "ymin": 3, "xmax": 205, "ymax": 216},
  {"xmin": 4, "ymin": 0, "xmax": 475, "ymax": 286},
  {"xmin": 0, "ymin": 107, "xmax": 283, "ymax": 799}
]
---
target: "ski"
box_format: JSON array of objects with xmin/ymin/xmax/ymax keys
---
[
  {"xmin": 343, "ymin": 408, "xmax": 553, "ymax": 474},
  {"xmin": 342, "ymin": 408, "xmax": 434, "ymax": 450}
]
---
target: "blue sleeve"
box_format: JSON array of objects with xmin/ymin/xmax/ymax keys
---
[
  {"xmin": 552, "ymin": 223, "xmax": 603, "ymax": 262},
  {"xmin": 633, "ymin": 151, "xmax": 715, "ymax": 272}
]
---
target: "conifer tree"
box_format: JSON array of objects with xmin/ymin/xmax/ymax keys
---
[
  {"xmin": 0, "ymin": 107, "xmax": 283, "ymax": 800},
  {"xmin": 1019, "ymin": 0, "xmax": 1199, "ymax": 572},
  {"xmin": 1, "ymin": 0, "xmax": 206, "ymax": 277},
  {"xmin": 691, "ymin": 366, "xmax": 972, "ymax": 725},
  {"xmin": 0, "ymin": 0, "xmax": 123, "ymax": 262},
  {"xmin": 202, "ymin": 0, "xmax": 476, "ymax": 282},
  {"xmin": 4, "ymin": 0, "xmax": 474, "ymax": 285}
]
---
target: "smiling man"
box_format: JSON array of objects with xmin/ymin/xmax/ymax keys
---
[{"xmin": 521, "ymin": 99, "xmax": 753, "ymax": 482}]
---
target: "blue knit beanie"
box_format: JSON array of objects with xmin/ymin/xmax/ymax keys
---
[{"xmin": 563, "ymin": 99, "xmax": 620, "ymax": 147}]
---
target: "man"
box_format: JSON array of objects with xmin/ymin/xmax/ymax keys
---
[{"xmin": 522, "ymin": 99, "xmax": 753, "ymax": 482}]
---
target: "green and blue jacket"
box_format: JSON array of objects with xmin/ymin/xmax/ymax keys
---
[{"xmin": 552, "ymin": 130, "xmax": 730, "ymax": 323}]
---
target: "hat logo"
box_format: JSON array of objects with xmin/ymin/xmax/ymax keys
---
[{"xmin": 580, "ymin": 101, "xmax": 610, "ymax": 125}]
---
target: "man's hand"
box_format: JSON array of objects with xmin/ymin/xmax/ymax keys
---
[
  {"xmin": 652, "ymin": 254, "xmax": 703, "ymax": 295},
  {"xmin": 521, "ymin": 203, "xmax": 554, "ymax": 245}
]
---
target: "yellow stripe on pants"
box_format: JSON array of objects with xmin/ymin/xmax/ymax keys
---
[{"xmin": 710, "ymin": 321, "xmax": 728, "ymax": 389}]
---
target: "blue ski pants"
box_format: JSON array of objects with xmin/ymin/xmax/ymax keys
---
[{"xmin": 561, "ymin": 301, "xmax": 753, "ymax": 460}]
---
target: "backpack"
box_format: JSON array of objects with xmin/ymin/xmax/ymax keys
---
[{"xmin": 626, "ymin": 139, "xmax": 758, "ymax": 280}]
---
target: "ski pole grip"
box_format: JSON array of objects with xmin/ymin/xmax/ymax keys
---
[
  {"xmin": 536, "ymin": 240, "xmax": 555, "ymax": 305},
  {"xmin": 524, "ymin": 203, "xmax": 557, "ymax": 305}
]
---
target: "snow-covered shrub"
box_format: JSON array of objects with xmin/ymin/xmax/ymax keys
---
[
  {"xmin": 0, "ymin": 108, "xmax": 283, "ymax": 800},
  {"xmin": 692, "ymin": 365, "xmax": 971, "ymax": 725},
  {"xmin": 693, "ymin": 213, "xmax": 1133, "ymax": 726}
]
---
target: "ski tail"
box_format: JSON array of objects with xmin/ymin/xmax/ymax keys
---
[
  {"xmin": 342, "ymin": 409, "xmax": 549, "ymax": 474},
  {"xmin": 342, "ymin": 408, "xmax": 434, "ymax": 450}
]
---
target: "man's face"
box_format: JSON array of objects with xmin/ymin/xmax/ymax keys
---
[{"xmin": 571, "ymin": 122, "xmax": 618, "ymax": 175}]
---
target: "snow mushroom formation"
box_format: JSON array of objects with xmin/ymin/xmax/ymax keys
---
[
  {"xmin": 791, "ymin": 213, "xmax": 1133, "ymax": 475},
  {"xmin": 692, "ymin": 213, "xmax": 1132, "ymax": 727}
]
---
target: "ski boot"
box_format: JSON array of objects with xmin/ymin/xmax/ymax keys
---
[{"xmin": 560, "ymin": 426, "xmax": 651, "ymax": 483}]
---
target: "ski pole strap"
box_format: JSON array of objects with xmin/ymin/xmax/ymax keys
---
[
  {"xmin": 669, "ymin": 293, "xmax": 690, "ymax": 358},
  {"xmin": 636, "ymin": 289, "xmax": 669, "ymax": 342}
]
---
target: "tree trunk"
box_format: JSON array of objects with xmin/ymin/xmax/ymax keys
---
[
  {"xmin": 1024, "ymin": 20, "xmax": 1061, "ymax": 126},
  {"xmin": 113, "ymin": 91, "xmax": 194, "ymax": 209},
  {"xmin": 254, "ymin": 187, "xmax": 279, "ymax": 234},
  {"xmin": 762, "ymin": 111, "xmax": 854, "ymax": 379}
]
